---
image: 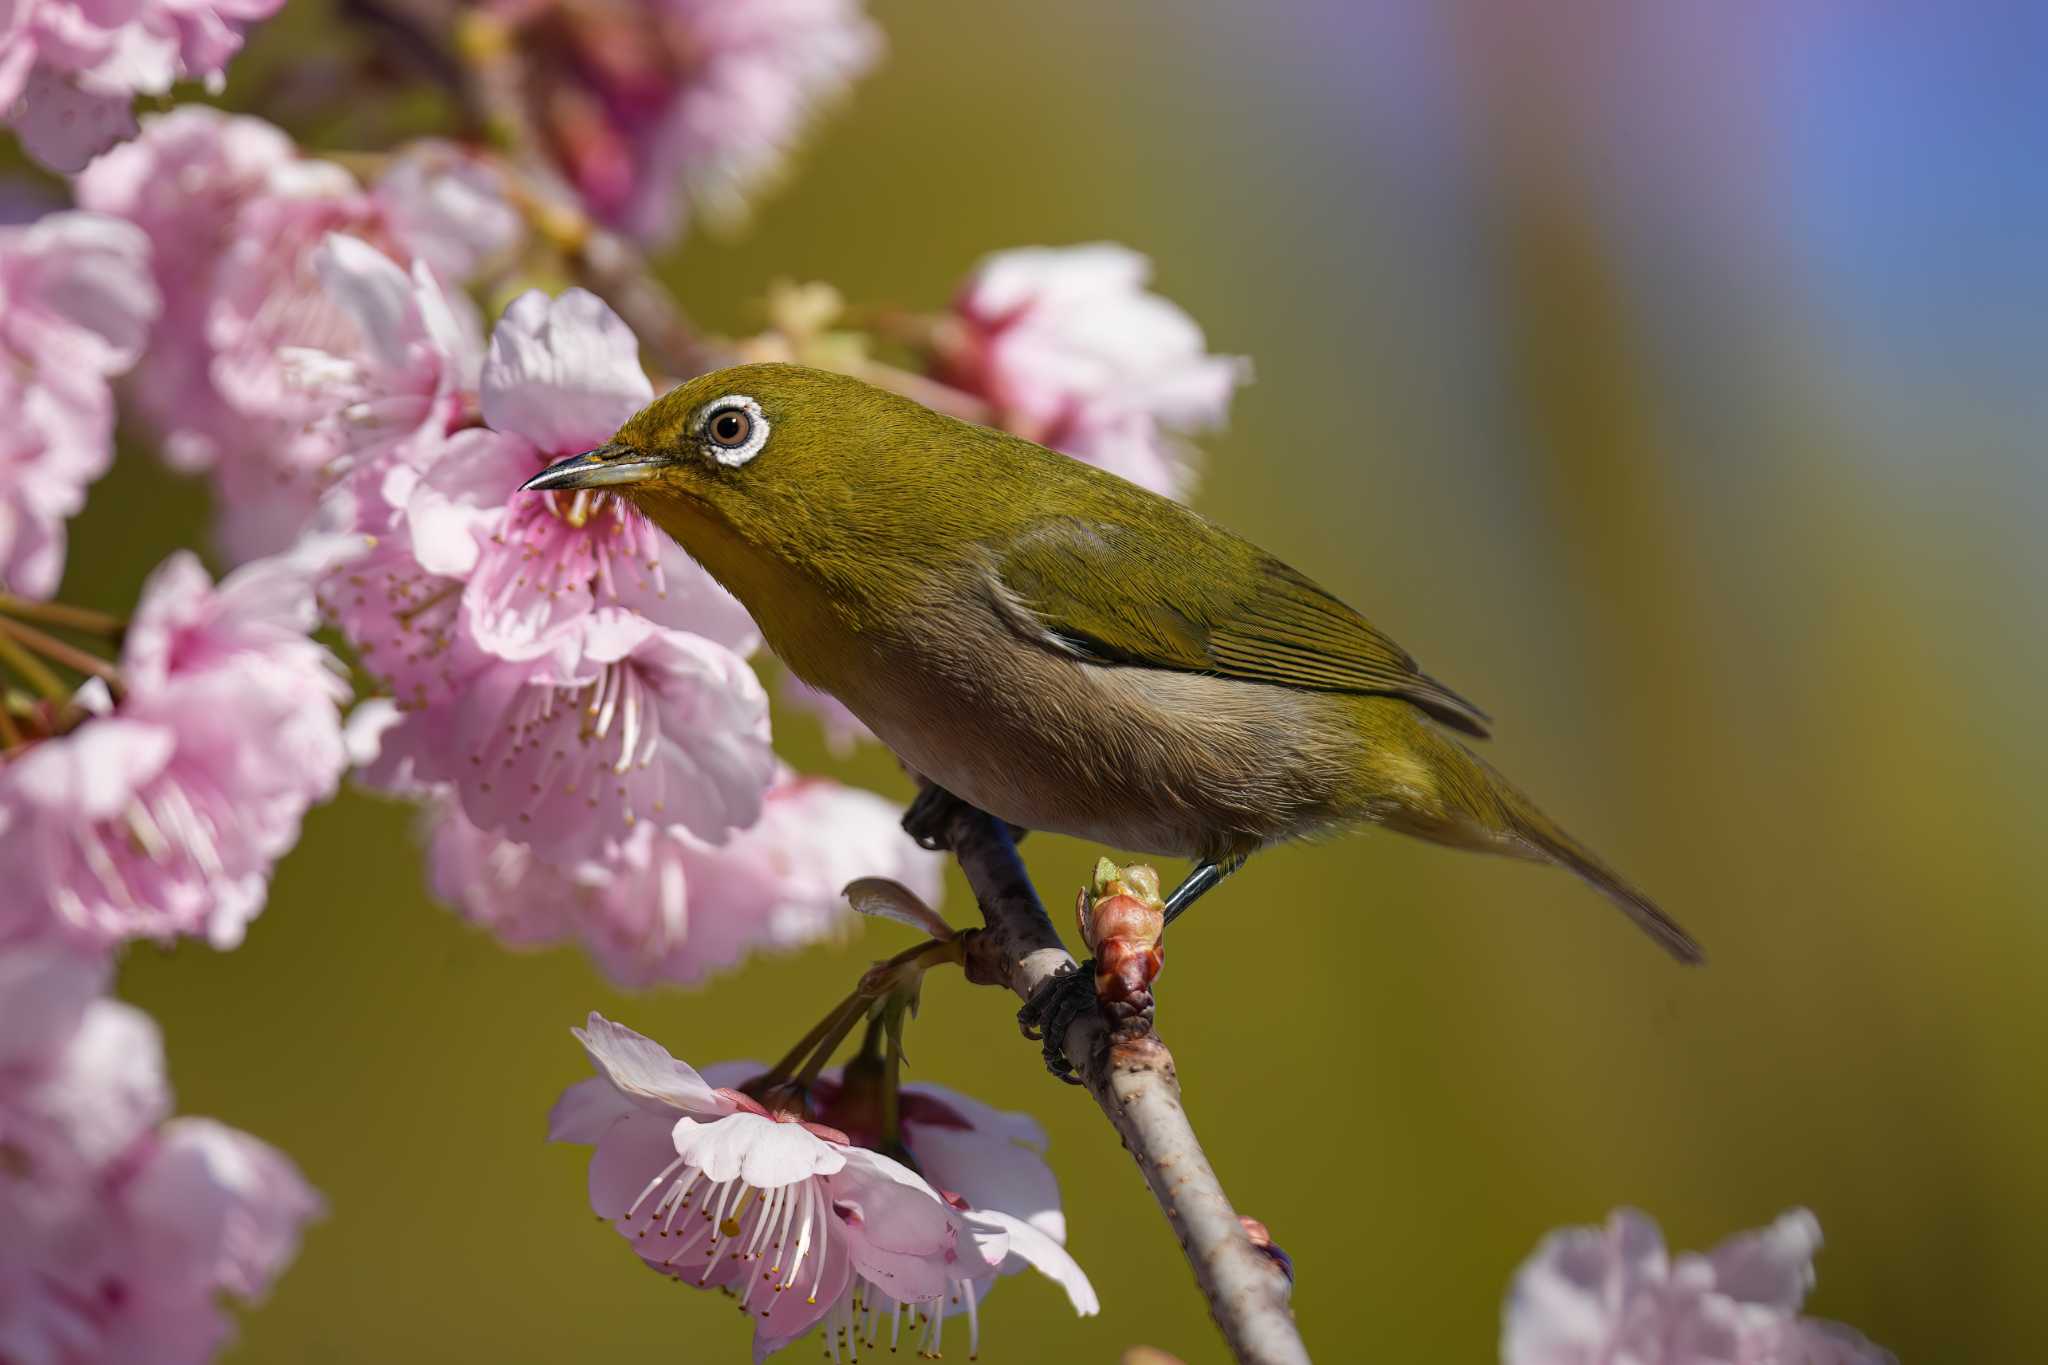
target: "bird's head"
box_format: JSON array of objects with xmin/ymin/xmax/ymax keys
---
[{"xmin": 520, "ymin": 362, "xmax": 918, "ymax": 540}]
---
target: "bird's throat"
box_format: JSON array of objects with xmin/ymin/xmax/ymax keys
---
[{"xmin": 631, "ymin": 489, "xmax": 857, "ymax": 691}]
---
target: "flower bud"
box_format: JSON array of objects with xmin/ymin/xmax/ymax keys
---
[
  {"xmin": 1076, "ymin": 860, "xmax": 1166, "ymax": 1042},
  {"xmin": 1240, "ymin": 1215, "xmax": 1295, "ymax": 1287}
]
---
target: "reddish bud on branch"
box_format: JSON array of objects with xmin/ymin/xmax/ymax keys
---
[
  {"xmin": 1239, "ymin": 1216, "xmax": 1295, "ymax": 1290},
  {"xmin": 1078, "ymin": 857, "xmax": 1166, "ymax": 1043}
]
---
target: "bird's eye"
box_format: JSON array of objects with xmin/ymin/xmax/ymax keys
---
[
  {"xmin": 698, "ymin": 395, "xmax": 769, "ymax": 467},
  {"xmin": 710, "ymin": 410, "xmax": 749, "ymax": 446}
]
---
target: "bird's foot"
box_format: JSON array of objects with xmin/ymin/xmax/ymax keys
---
[
  {"xmin": 1017, "ymin": 963, "xmax": 1098, "ymax": 1084},
  {"xmin": 901, "ymin": 783, "xmax": 968, "ymax": 851},
  {"xmin": 901, "ymin": 783, "xmax": 1027, "ymax": 852}
]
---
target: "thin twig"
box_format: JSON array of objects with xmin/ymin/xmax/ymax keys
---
[
  {"xmin": 0, "ymin": 594, "xmax": 123, "ymax": 635},
  {"xmin": 0, "ymin": 627, "xmax": 68, "ymax": 701},
  {"xmin": 0, "ymin": 616, "xmax": 120, "ymax": 683},
  {"xmin": 946, "ymin": 806, "xmax": 1310, "ymax": 1365}
]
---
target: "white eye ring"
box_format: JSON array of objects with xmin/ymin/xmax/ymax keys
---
[{"xmin": 698, "ymin": 394, "xmax": 769, "ymax": 467}]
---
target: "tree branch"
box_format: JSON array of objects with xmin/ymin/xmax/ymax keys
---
[{"xmin": 947, "ymin": 806, "xmax": 1311, "ymax": 1365}]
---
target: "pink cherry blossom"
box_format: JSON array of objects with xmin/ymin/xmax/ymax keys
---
[
  {"xmin": 370, "ymin": 140, "xmax": 524, "ymax": 283},
  {"xmin": 73, "ymin": 106, "xmax": 303, "ymax": 472},
  {"xmin": 495, "ymin": 0, "xmax": 881, "ymax": 244},
  {"xmin": 0, "ymin": 941, "xmax": 320, "ymax": 1364},
  {"xmin": 301, "ymin": 232, "xmax": 484, "ymax": 473},
  {"xmin": 0, "ymin": 0, "xmax": 282, "ymax": 172},
  {"xmin": 1503, "ymin": 1208, "xmax": 1896, "ymax": 1365},
  {"xmin": 124, "ymin": 1117, "xmax": 323, "ymax": 1304},
  {"xmin": 0, "ymin": 945, "xmax": 161, "ymax": 1222},
  {"xmin": 323, "ymin": 284, "xmax": 770, "ymax": 861},
  {"xmin": 0, "ymin": 208, "xmax": 157, "ymax": 597},
  {"xmin": 0, "ymin": 543, "xmax": 352, "ymax": 950},
  {"xmin": 74, "ymin": 108, "xmax": 522, "ymax": 559},
  {"xmin": 367, "ymin": 612, "xmax": 773, "ymax": 864},
  {"xmin": 425, "ymin": 768, "xmax": 942, "ymax": 988},
  {"xmin": 417, "ymin": 287, "xmax": 758, "ymax": 661},
  {"xmin": 939, "ymin": 243, "xmax": 1250, "ymax": 499},
  {"xmin": 797, "ymin": 1067, "xmax": 1097, "ymax": 1359},
  {"xmin": 548, "ymin": 1015, "xmax": 977, "ymax": 1357}
]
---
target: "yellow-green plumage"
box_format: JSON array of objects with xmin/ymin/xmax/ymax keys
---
[{"xmin": 529, "ymin": 362, "xmax": 1701, "ymax": 963}]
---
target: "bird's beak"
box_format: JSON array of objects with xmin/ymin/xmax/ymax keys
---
[{"xmin": 521, "ymin": 444, "xmax": 667, "ymax": 492}]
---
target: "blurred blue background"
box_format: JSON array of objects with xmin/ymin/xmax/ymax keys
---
[{"xmin": 58, "ymin": 0, "xmax": 2045, "ymax": 1359}]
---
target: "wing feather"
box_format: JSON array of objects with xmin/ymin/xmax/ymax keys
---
[{"xmin": 986, "ymin": 516, "xmax": 1492, "ymax": 737}]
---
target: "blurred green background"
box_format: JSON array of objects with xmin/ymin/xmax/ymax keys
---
[{"xmin": 58, "ymin": 0, "xmax": 2046, "ymax": 1360}]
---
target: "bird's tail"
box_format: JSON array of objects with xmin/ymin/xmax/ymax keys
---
[
  {"xmin": 1374, "ymin": 709, "xmax": 1704, "ymax": 964},
  {"xmin": 1497, "ymin": 777, "xmax": 1704, "ymax": 964}
]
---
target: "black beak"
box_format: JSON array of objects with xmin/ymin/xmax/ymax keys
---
[{"xmin": 521, "ymin": 444, "xmax": 667, "ymax": 492}]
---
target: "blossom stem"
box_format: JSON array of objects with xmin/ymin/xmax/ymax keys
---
[
  {"xmin": 0, "ymin": 594, "xmax": 124, "ymax": 636},
  {"xmin": 0, "ymin": 697, "xmax": 22, "ymax": 749},
  {"xmin": 0, "ymin": 626, "xmax": 70, "ymax": 701},
  {"xmin": 766, "ymin": 935, "xmax": 967, "ymax": 1096},
  {"xmin": 878, "ymin": 1001, "xmax": 905, "ymax": 1154},
  {"xmin": 765, "ymin": 990, "xmax": 869, "ymax": 1090},
  {"xmin": 0, "ymin": 616, "xmax": 120, "ymax": 685}
]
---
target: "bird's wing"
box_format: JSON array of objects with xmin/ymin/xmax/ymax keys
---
[{"xmin": 983, "ymin": 516, "xmax": 1493, "ymax": 737}]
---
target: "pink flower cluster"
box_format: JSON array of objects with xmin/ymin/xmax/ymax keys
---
[
  {"xmin": 496, "ymin": 0, "xmax": 882, "ymax": 244},
  {"xmin": 0, "ymin": 542, "xmax": 352, "ymax": 950},
  {"xmin": 75, "ymin": 108, "xmax": 522, "ymax": 560},
  {"xmin": 1504, "ymin": 1208, "xmax": 1896, "ymax": 1365},
  {"xmin": 942, "ymin": 243, "xmax": 1251, "ymax": 499},
  {"xmin": 427, "ymin": 771, "xmax": 939, "ymax": 988},
  {"xmin": 0, "ymin": 940, "xmax": 320, "ymax": 1363},
  {"xmin": 0, "ymin": 0, "xmax": 280, "ymax": 172},
  {"xmin": 298, "ymin": 236, "xmax": 938, "ymax": 986},
  {"xmin": 550, "ymin": 1016, "xmax": 1096, "ymax": 1360},
  {"xmin": 0, "ymin": 208, "xmax": 157, "ymax": 598}
]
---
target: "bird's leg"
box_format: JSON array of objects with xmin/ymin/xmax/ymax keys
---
[
  {"xmin": 1161, "ymin": 854, "xmax": 1248, "ymax": 928},
  {"xmin": 1017, "ymin": 967, "xmax": 1094, "ymax": 1085}
]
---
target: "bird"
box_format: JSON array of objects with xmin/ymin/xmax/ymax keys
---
[{"xmin": 524, "ymin": 362, "xmax": 1702, "ymax": 1026}]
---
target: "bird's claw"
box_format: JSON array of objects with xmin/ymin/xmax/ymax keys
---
[
  {"xmin": 1017, "ymin": 962, "xmax": 1097, "ymax": 1084},
  {"xmin": 901, "ymin": 784, "xmax": 1028, "ymax": 852},
  {"xmin": 900, "ymin": 784, "xmax": 966, "ymax": 851}
]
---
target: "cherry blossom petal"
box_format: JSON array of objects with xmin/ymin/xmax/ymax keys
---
[
  {"xmin": 447, "ymin": 620, "xmax": 773, "ymax": 861},
  {"xmin": 830, "ymin": 1147, "xmax": 963, "ymax": 1304},
  {"xmin": 8, "ymin": 65, "xmax": 138, "ymax": 172},
  {"xmin": 372, "ymin": 140, "xmax": 523, "ymax": 282},
  {"xmin": 585, "ymin": 1109, "xmax": 694, "ymax": 1223},
  {"xmin": 405, "ymin": 428, "xmax": 531, "ymax": 578},
  {"xmin": 545, "ymin": 1077, "xmax": 638, "ymax": 1146},
  {"xmin": 672, "ymin": 1113, "xmax": 847, "ymax": 1188},
  {"xmin": 125, "ymin": 1117, "xmax": 323, "ymax": 1301},
  {"xmin": 480, "ymin": 288, "xmax": 652, "ymax": 455},
  {"xmin": 1503, "ymin": 1209, "xmax": 1896, "ymax": 1365},
  {"xmin": 0, "ymin": 941, "xmax": 109, "ymax": 1068},
  {"xmin": 10, "ymin": 998, "xmax": 170, "ymax": 1171},
  {"xmin": 311, "ymin": 232, "xmax": 414, "ymax": 373},
  {"xmin": 743, "ymin": 1234, "xmax": 852, "ymax": 1362},
  {"xmin": 903, "ymin": 1094, "xmax": 1063, "ymax": 1243},
  {"xmin": 943, "ymin": 242, "xmax": 1249, "ymax": 500},
  {"xmin": 570, "ymin": 1013, "xmax": 729, "ymax": 1118},
  {"xmin": 962, "ymin": 1208, "xmax": 1099, "ymax": 1315}
]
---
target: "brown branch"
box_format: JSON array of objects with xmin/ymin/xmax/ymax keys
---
[{"xmin": 947, "ymin": 806, "xmax": 1311, "ymax": 1365}]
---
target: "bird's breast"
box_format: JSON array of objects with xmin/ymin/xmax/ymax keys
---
[{"xmin": 818, "ymin": 603, "xmax": 1360, "ymax": 862}]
